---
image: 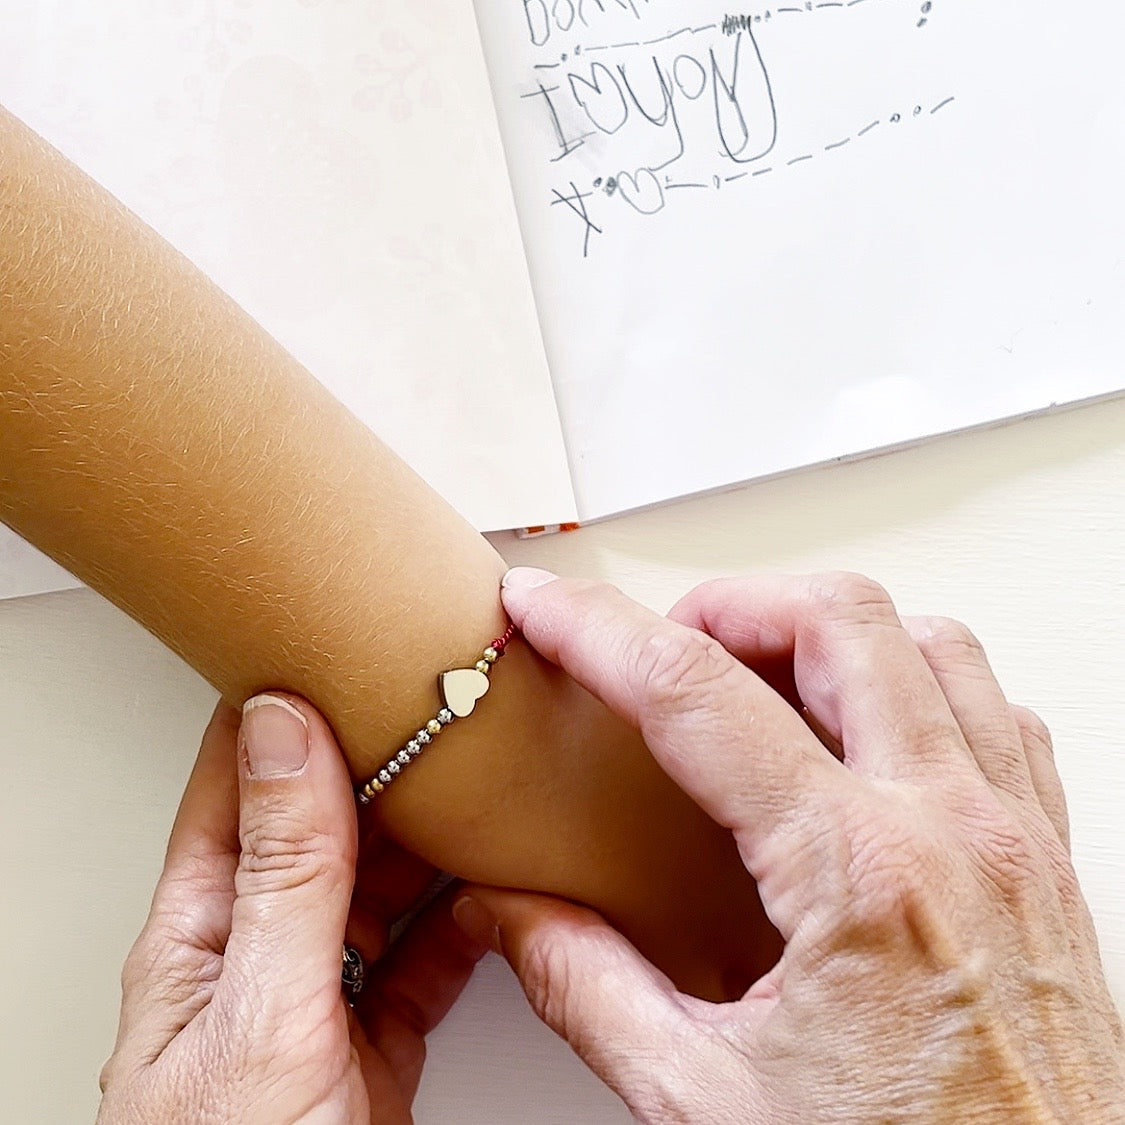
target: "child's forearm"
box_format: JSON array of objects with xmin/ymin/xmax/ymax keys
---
[
  {"xmin": 0, "ymin": 106, "xmax": 775, "ymax": 999},
  {"xmin": 0, "ymin": 103, "xmax": 507, "ymax": 788}
]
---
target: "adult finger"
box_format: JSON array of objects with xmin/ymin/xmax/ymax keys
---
[
  {"xmin": 902, "ymin": 616, "xmax": 1037, "ymax": 805},
  {"xmin": 667, "ymin": 573, "xmax": 977, "ymax": 781},
  {"xmin": 164, "ymin": 701, "xmax": 242, "ymax": 869},
  {"xmin": 218, "ymin": 694, "xmax": 357, "ymax": 1022},
  {"xmin": 667, "ymin": 591, "xmax": 801, "ymax": 711},
  {"xmin": 1010, "ymin": 705, "xmax": 1071, "ymax": 851},
  {"xmin": 346, "ymin": 833, "xmax": 441, "ymax": 962},
  {"xmin": 113, "ymin": 702, "xmax": 241, "ymax": 1058},
  {"xmin": 500, "ymin": 569, "xmax": 851, "ymax": 921},
  {"xmin": 668, "ymin": 590, "xmax": 834, "ymax": 755},
  {"xmin": 355, "ymin": 884, "xmax": 490, "ymax": 1099},
  {"xmin": 452, "ymin": 886, "xmax": 740, "ymax": 1119}
]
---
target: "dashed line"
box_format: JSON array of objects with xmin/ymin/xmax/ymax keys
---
[
  {"xmin": 641, "ymin": 27, "xmax": 692, "ymax": 45},
  {"xmin": 750, "ymin": 96, "xmax": 949, "ymax": 179},
  {"xmin": 578, "ymin": 0, "xmax": 924, "ymax": 56},
  {"xmin": 578, "ymin": 96, "xmax": 954, "ymax": 228},
  {"xmin": 582, "ymin": 22, "xmax": 722, "ymax": 52}
]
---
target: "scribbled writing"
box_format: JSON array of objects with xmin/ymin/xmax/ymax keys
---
[
  {"xmin": 525, "ymin": 28, "xmax": 776, "ymax": 182},
  {"xmin": 522, "ymin": 0, "xmax": 657, "ymax": 47},
  {"xmin": 517, "ymin": 2, "xmax": 952, "ymax": 256}
]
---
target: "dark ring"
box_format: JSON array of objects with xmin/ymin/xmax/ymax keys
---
[{"xmin": 342, "ymin": 944, "xmax": 365, "ymax": 1002}]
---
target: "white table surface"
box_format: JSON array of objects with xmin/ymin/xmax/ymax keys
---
[{"xmin": 2, "ymin": 395, "xmax": 1124, "ymax": 1123}]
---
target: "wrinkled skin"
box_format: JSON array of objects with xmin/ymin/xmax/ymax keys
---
[
  {"xmin": 98, "ymin": 697, "xmax": 488, "ymax": 1125},
  {"xmin": 457, "ymin": 570, "xmax": 1125, "ymax": 1124}
]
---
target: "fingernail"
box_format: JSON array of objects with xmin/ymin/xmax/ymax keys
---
[
  {"xmin": 241, "ymin": 695, "xmax": 310, "ymax": 778},
  {"xmin": 501, "ymin": 566, "xmax": 558, "ymax": 591},
  {"xmin": 453, "ymin": 895, "xmax": 501, "ymax": 953}
]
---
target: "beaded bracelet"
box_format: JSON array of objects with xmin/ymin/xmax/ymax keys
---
[{"xmin": 356, "ymin": 623, "xmax": 516, "ymax": 804}]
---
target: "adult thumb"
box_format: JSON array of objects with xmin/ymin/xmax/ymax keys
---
[
  {"xmin": 224, "ymin": 694, "xmax": 357, "ymax": 1007},
  {"xmin": 453, "ymin": 887, "xmax": 690, "ymax": 1111}
]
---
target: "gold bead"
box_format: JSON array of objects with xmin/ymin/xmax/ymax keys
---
[
  {"xmin": 475, "ymin": 659, "xmax": 491, "ymax": 674},
  {"xmin": 366, "ymin": 779, "xmax": 383, "ymax": 796},
  {"xmin": 482, "ymin": 646, "xmax": 499, "ymax": 664},
  {"xmin": 426, "ymin": 718, "xmax": 442, "ymax": 735}
]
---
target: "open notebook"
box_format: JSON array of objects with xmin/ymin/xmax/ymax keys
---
[{"xmin": 2, "ymin": 0, "xmax": 1124, "ymax": 598}]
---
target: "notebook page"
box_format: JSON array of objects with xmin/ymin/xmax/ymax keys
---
[
  {"xmin": 0, "ymin": 0, "xmax": 575, "ymax": 598},
  {"xmin": 474, "ymin": 0, "xmax": 1125, "ymax": 521}
]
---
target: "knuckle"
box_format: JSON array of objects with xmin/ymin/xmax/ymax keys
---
[
  {"xmin": 975, "ymin": 820, "xmax": 1039, "ymax": 894},
  {"xmin": 1025, "ymin": 786, "xmax": 1072, "ymax": 852},
  {"xmin": 120, "ymin": 923, "xmax": 213, "ymax": 1005},
  {"xmin": 902, "ymin": 720, "xmax": 972, "ymax": 770},
  {"xmin": 159, "ymin": 851, "xmax": 227, "ymax": 900},
  {"xmin": 119, "ymin": 941, "xmax": 147, "ymax": 995},
  {"xmin": 973, "ymin": 738, "xmax": 1035, "ymax": 796},
  {"xmin": 1047, "ymin": 846, "xmax": 1083, "ymax": 913},
  {"xmin": 628, "ymin": 625, "xmax": 734, "ymax": 711},
  {"xmin": 238, "ymin": 814, "xmax": 351, "ymax": 895},
  {"xmin": 517, "ymin": 919, "xmax": 607, "ymax": 1069},
  {"xmin": 807, "ymin": 571, "xmax": 898, "ymax": 628},
  {"xmin": 916, "ymin": 616, "xmax": 987, "ymax": 664},
  {"xmin": 1011, "ymin": 705, "xmax": 1054, "ymax": 758},
  {"xmin": 628, "ymin": 1061, "xmax": 717, "ymax": 1125},
  {"xmin": 953, "ymin": 794, "xmax": 1044, "ymax": 905},
  {"xmin": 97, "ymin": 1054, "xmax": 116, "ymax": 1095},
  {"xmin": 519, "ymin": 931, "xmax": 575, "ymax": 1040},
  {"xmin": 1046, "ymin": 803, "xmax": 1072, "ymax": 852},
  {"xmin": 120, "ymin": 926, "xmax": 176, "ymax": 996}
]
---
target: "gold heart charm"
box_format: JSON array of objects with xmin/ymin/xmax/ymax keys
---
[{"xmin": 440, "ymin": 668, "xmax": 491, "ymax": 718}]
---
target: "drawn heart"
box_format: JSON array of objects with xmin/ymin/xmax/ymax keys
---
[
  {"xmin": 440, "ymin": 668, "xmax": 491, "ymax": 718},
  {"xmin": 616, "ymin": 167, "xmax": 665, "ymax": 215}
]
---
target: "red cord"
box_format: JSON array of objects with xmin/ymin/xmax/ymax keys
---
[{"xmin": 491, "ymin": 623, "xmax": 516, "ymax": 653}]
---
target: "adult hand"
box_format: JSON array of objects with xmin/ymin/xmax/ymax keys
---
[
  {"xmin": 98, "ymin": 694, "xmax": 488, "ymax": 1124},
  {"xmin": 456, "ymin": 569, "xmax": 1125, "ymax": 1123}
]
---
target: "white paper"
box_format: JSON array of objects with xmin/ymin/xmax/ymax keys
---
[
  {"xmin": 474, "ymin": 0, "xmax": 1125, "ymax": 520},
  {"xmin": 0, "ymin": 0, "xmax": 576, "ymax": 598},
  {"xmin": 0, "ymin": 537, "xmax": 82, "ymax": 601}
]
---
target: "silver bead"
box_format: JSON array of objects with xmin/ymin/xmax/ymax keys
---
[
  {"xmin": 357, "ymin": 792, "xmax": 370, "ymax": 806},
  {"xmin": 387, "ymin": 760, "xmax": 401, "ymax": 774},
  {"xmin": 406, "ymin": 739, "xmax": 422, "ymax": 756},
  {"xmin": 397, "ymin": 749, "xmax": 411, "ymax": 765},
  {"xmin": 475, "ymin": 659, "xmax": 491, "ymax": 674},
  {"xmin": 416, "ymin": 729, "xmax": 432, "ymax": 744},
  {"xmin": 483, "ymin": 646, "xmax": 499, "ymax": 664},
  {"xmin": 438, "ymin": 708, "xmax": 454, "ymax": 725},
  {"xmin": 378, "ymin": 769, "xmax": 392, "ymax": 785},
  {"xmin": 426, "ymin": 718, "xmax": 442, "ymax": 735}
]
